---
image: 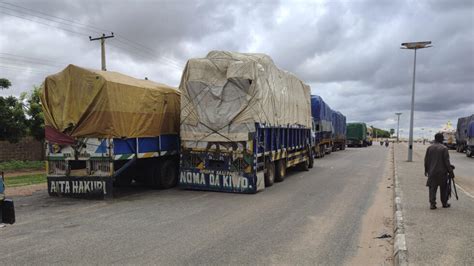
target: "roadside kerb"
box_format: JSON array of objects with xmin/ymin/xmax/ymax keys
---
[{"xmin": 392, "ymin": 144, "xmax": 408, "ymax": 266}]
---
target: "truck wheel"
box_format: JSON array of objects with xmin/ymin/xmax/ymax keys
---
[
  {"xmin": 308, "ymin": 149, "xmax": 314, "ymax": 168},
  {"xmin": 308, "ymin": 154, "xmax": 314, "ymax": 169},
  {"xmin": 146, "ymin": 162, "xmax": 160, "ymax": 188},
  {"xmin": 467, "ymin": 149, "xmax": 472, "ymax": 158},
  {"xmin": 275, "ymin": 160, "xmax": 286, "ymax": 182},
  {"xmin": 299, "ymin": 159, "xmax": 309, "ymax": 171},
  {"xmin": 159, "ymin": 159, "xmax": 178, "ymax": 189},
  {"xmin": 264, "ymin": 161, "xmax": 275, "ymax": 187},
  {"xmin": 327, "ymin": 146, "xmax": 332, "ymax": 154},
  {"xmin": 115, "ymin": 175, "xmax": 133, "ymax": 187}
]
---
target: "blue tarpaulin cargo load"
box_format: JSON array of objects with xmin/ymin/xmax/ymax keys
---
[
  {"xmin": 467, "ymin": 121, "xmax": 474, "ymax": 157},
  {"xmin": 468, "ymin": 121, "xmax": 474, "ymax": 137},
  {"xmin": 332, "ymin": 111, "xmax": 347, "ymax": 141},
  {"xmin": 310, "ymin": 95, "xmax": 346, "ymax": 154},
  {"xmin": 456, "ymin": 114, "xmax": 474, "ymax": 152}
]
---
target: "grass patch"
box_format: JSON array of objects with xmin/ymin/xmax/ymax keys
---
[
  {"xmin": 0, "ymin": 160, "xmax": 44, "ymax": 172},
  {"xmin": 4, "ymin": 173, "xmax": 46, "ymax": 187}
]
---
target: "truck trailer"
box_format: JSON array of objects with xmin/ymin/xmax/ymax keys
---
[
  {"xmin": 466, "ymin": 121, "xmax": 474, "ymax": 157},
  {"xmin": 311, "ymin": 95, "xmax": 334, "ymax": 157},
  {"xmin": 332, "ymin": 111, "xmax": 347, "ymax": 151},
  {"xmin": 179, "ymin": 51, "xmax": 313, "ymax": 193},
  {"xmin": 346, "ymin": 122, "xmax": 368, "ymax": 147},
  {"xmin": 41, "ymin": 65, "xmax": 180, "ymax": 199},
  {"xmin": 310, "ymin": 95, "xmax": 347, "ymax": 156},
  {"xmin": 456, "ymin": 115, "xmax": 474, "ymax": 153}
]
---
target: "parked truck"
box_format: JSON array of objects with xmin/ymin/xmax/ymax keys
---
[
  {"xmin": 310, "ymin": 95, "xmax": 347, "ymax": 156},
  {"xmin": 332, "ymin": 111, "xmax": 347, "ymax": 151},
  {"xmin": 179, "ymin": 51, "xmax": 313, "ymax": 193},
  {"xmin": 466, "ymin": 121, "xmax": 474, "ymax": 157},
  {"xmin": 456, "ymin": 115, "xmax": 474, "ymax": 153},
  {"xmin": 311, "ymin": 95, "xmax": 334, "ymax": 157},
  {"xmin": 346, "ymin": 122, "xmax": 368, "ymax": 147},
  {"xmin": 439, "ymin": 121, "xmax": 456, "ymax": 150},
  {"xmin": 41, "ymin": 65, "xmax": 180, "ymax": 199}
]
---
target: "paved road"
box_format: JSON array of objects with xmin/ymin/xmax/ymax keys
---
[
  {"xmin": 0, "ymin": 146, "xmax": 391, "ymax": 264},
  {"xmin": 395, "ymin": 143, "xmax": 474, "ymax": 265},
  {"xmin": 448, "ymin": 148, "xmax": 474, "ymax": 196}
]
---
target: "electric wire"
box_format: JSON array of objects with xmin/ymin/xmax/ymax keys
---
[{"xmin": 0, "ymin": 2, "xmax": 186, "ymax": 70}]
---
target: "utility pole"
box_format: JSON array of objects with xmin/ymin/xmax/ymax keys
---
[
  {"xmin": 395, "ymin": 112, "xmax": 402, "ymax": 143},
  {"xmin": 89, "ymin": 32, "xmax": 114, "ymax": 71}
]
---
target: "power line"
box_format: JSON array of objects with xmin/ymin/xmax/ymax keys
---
[
  {"xmin": 0, "ymin": 1, "xmax": 108, "ymax": 33},
  {"xmin": 0, "ymin": 10, "xmax": 89, "ymax": 36},
  {"xmin": 0, "ymin": 64, "xmax": 55, "ymax": 74},
  {"xmin": 0, "ymin": 52, "xmax": 70, "ymax": 66},
  {"xmin": 0, "ymin": 3, "xmax": 185, "ymax": 71},
  {"xmin": 0, "ymin": 56, "xmax": 64, "ymax": 68}
]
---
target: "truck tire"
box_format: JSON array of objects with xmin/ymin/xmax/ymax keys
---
[
  {"xmin": 146, "ymin": 162, "xmax": 161, "ymax": 188},
  {"xmin": 159, "ymin": 159, "xmax": 178, "ymax": 189},
  {"xmin": 298, "ymin": 158, "xmax": 309, "ymax": 171},
  {"xmin": 115, "ymin": 174, "xmax": 133, "ymax": 187},
  {"xmin": 307, "ymin": 148, "xmax": 314, "ymax": 169},
  {"xmin": 275, "ymin": 160, "xmax": 286, "ymax": 182},
  {"xmin": 264, "ymin": 161, "xmax": 275, "ymax": 187},
  {"xmin": 467, "ymin": 149, "xmax": 472, "ymax": 158}
]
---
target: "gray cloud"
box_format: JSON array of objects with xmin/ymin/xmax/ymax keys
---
[{"xmin": 0, "ymin": 0, "xmax": 473, "ymax": 134}]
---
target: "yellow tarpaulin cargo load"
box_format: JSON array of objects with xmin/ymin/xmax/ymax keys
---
[{"xmin": 41, "ymin": 64, "xmax": 180, "ymax": 138}]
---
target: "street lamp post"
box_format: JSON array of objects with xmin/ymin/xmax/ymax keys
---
[
  {"xmin": 395, "ymin": 112, "xmax": 402, "ymax": 143},
  {"xmin": 421, "ymin": 128, "xmax": 425, "ymax": 144},
  {"xmin": 401, "ymin": 41, "xmax": 432, "ymax": 162}
]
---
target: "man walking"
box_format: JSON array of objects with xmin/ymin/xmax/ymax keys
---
[{"xmin": 424, "ymin": 133, "xmax": 455, "ymax": 209}]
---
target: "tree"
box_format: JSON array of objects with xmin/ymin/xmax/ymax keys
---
[
  {"xmin": 390, "ymin": 128, "xmax": 395, "ymax": 137},
  {"xmin": 0, "ymin": 96, "xmax": 28, "ymax": 143},
  {"xmin": 0, "ymin": 78, "xmax": 12, "ymax": 90},
  {"xmin": 21, "ymin": 86, "xmax": 45, "ymax": 140}
]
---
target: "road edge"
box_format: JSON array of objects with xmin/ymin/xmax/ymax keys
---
[{"xmin": 392, "ymin": 144, "xmax": 408, "ymax": 266}]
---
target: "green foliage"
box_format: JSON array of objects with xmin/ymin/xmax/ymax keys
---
[
  {"xmin": 0, "ymin": 78, "xmax": 12, "ymax": 90},
  {"xmin": 21, "ymin": 86, "xmax": 44, "ymax": 140},
  {"xmin": 390, "ymin": 128, "xmax": 395, "ymax": 136},
  {"xmin": 0, "ymin": 96, "xmax": 28, "ymax": 143},
  {"xmin": 4, "ymin": 173, "xmax": 46, "ymax": 187},
  {"xmin": 372, "ymin": 127, "xmax": 391, "ymax": 138},
  {"xmin": 0, "ymin": 160, "xmax": 44, "ymax": 171}
]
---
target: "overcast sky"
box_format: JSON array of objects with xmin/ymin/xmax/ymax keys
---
[{"xmin": 1, "ymin": 0, "xmax": 473, "ymax": 138}]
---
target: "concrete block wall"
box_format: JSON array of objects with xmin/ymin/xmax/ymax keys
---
[{"xmin": 0, "ymin": 137, "xmax": 44, "ymax": 161}]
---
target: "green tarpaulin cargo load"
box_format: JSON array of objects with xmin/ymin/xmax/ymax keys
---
[
  {"xmin": 41, "ymin": 64, "xmax": 180, "ymax": 138},
  {"xmin": 180, "ymin": 51, "xmax": 312, "ymax": 143}
]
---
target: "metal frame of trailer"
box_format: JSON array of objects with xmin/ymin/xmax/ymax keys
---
[
  {"xmin": 46, "ymin": 135, "xmax": 179, "ymax": 199},
  {"xmin": 179, "ymin": 123, "xmax": 313, "ymax": 193}
]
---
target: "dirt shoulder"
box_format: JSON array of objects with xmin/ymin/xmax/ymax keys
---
[
  {"xmin": 5, "ymin": 183, "xmax": 47, "ymax": 197},
  {"xmin": 3, "ymin": 169, "xmax": 45, "ymax": 177},
  {"xmin": 347, "ymin": 146, "xmax": 394, "ymax": 265}
]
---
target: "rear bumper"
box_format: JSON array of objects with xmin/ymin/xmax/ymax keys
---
[
  {"xmin": 178, "ymin": 169, "xmax": 262, "ymax": 194},
  {"xmin": 47, "ymin": 176, "xmax": 113, "ymax": 199}
]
